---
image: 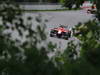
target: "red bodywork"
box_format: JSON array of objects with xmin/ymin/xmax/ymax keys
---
[{"xmin": 52, "ymin": 27, "xmax": 70, "ymax": 32}]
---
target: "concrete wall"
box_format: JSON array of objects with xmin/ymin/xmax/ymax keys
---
[{"xmin": 20, "ymin": 4, "xmax": 65, "ymax": 10}]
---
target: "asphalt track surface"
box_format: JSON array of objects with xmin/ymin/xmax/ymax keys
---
[
  {"xmin": 23, "ymin": 10, "xmax": 93, "ymax": 51},
  {"xmin": 2, "ymin": 10, "xmax": 93, "ymax": 54}
]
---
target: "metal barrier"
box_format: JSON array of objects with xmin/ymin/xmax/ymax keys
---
[{"xmin": 19, "ymin": 3, "xmax": 64, "ymax": 10}]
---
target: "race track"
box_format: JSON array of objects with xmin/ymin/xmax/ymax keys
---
[{"xmin": 23, "ymin": 10, "xmax": 93, "ymax": 51}]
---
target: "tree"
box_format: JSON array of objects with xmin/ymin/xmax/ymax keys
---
[
  {"xmin": 63, "ymin": 0, "xmax": 85, "ymax": 9},
  {"xmin": 50, "ymin": 20, "xmax": 100, "ymax": 75},
  {"xmin": 75, "ymin": 0, "xmax": 84, "ymax": 8},
  {"xmin": 96, "ymin": 0, "xmax": 100, "ymax": 21},
  {"xmin": 48, "ymin": 0, "xmax": 59, "ymax": 3},
  {"xmin": 1, "ymin": 0, "xmax": 100, "ymax": 75},
  {"xmin": 61, "ymin": 20, "xmax": 100, "ymax": 75},
  {"xmin": 0, "ymin": 1, "xmax": 60, "ymax": 75},
  {"xmin": 63, "ymin": 0, "xmax": 75, "ymax": 9}
]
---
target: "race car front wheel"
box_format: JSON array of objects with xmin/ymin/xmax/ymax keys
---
[{"xmin": 57, "ymin": 34, "xmax": 62, "ymax": 38}]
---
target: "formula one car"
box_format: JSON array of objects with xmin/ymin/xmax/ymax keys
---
[{"xmin": 50, "ymin": 25, "xmax": 71, "ymax": 40}]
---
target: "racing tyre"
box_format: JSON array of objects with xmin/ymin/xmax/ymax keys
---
[
  {"xmin": 57, "ymin": 34, "xmax": 62, "ymax": 38},
  {"xmin": 50, "ymin": 34, "xmax": 54, "ymax": 37}
]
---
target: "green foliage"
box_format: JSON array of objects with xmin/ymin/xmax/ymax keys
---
[
  {"xmin": 48, "ymin": 0, "xmax": 59, "ymax": 3},
  {"xmin": 0, "ymin": 1, "xmax": 21, "ymax": 23},
  {"xmin": 96, "ymin": 0, "xmax": 100, "ymax": 21},
  {"xmin": 0, "ymin": 1, "xmax": 60, "ymax": 75},
  {"xmin": 50, "ymin": 19, "xmax": 100, "ymax": 75},
  {"xmin": 59, "ymin": 0, "xmax": 64, "ymax": 3},
  {"xmin": 63, "ymin": 0, "xmax": 75, "ymax": 9},
  {"xmin": 63, "ymin": 0, "xmax": 84, "ymax": 9},
  {"xmin": 74, "ymin": 20, "xmax": 100, "ymax": 41},
  {"xmin": 75, "ymin": 0, "xmax": 84, "ymax": 8},
  {"xmin": 1, "ymin": 1, "xmax": 100, "ymax": 75},
  {"xmin": 71, "ymin": 20, "xmax": 100, "ymax": 74}
]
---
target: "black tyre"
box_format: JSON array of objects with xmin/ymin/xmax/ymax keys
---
[
  {"xmin": 57, "ymin": 34, "xmax": 62, "ymax": 38},
  {"xmin": 50, "ymin": 33, "xmax": 54, "ymax": 37},
  {"xmin": 68, "ymin": 32, "xmax": 71, "ymax": 38}
]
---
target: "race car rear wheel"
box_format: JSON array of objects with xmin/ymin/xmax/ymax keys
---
[{"xmin": 50, "ymin": 34, "xmax": 54, "ymax": 37}]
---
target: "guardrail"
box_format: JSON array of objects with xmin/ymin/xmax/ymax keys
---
[
  {"xmin": 19, "ymin": 3, "xmax": 65, "ymax": 10},
  {"xmin": 17, "ymin": 2, "xmax": 63, "ymax": 5},
  {"xmin": 0, "ymin": 2, "xmax": 65, "ymax": 10}
]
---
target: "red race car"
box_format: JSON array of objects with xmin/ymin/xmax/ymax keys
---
[{"xmin": 50, "ymin": 25, "xmax": 72, "ymax": 40}]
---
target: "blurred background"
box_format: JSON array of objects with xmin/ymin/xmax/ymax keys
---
[{"xmin": 0, "ymin": 0, "xmax": 100, "ymax": 75}]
